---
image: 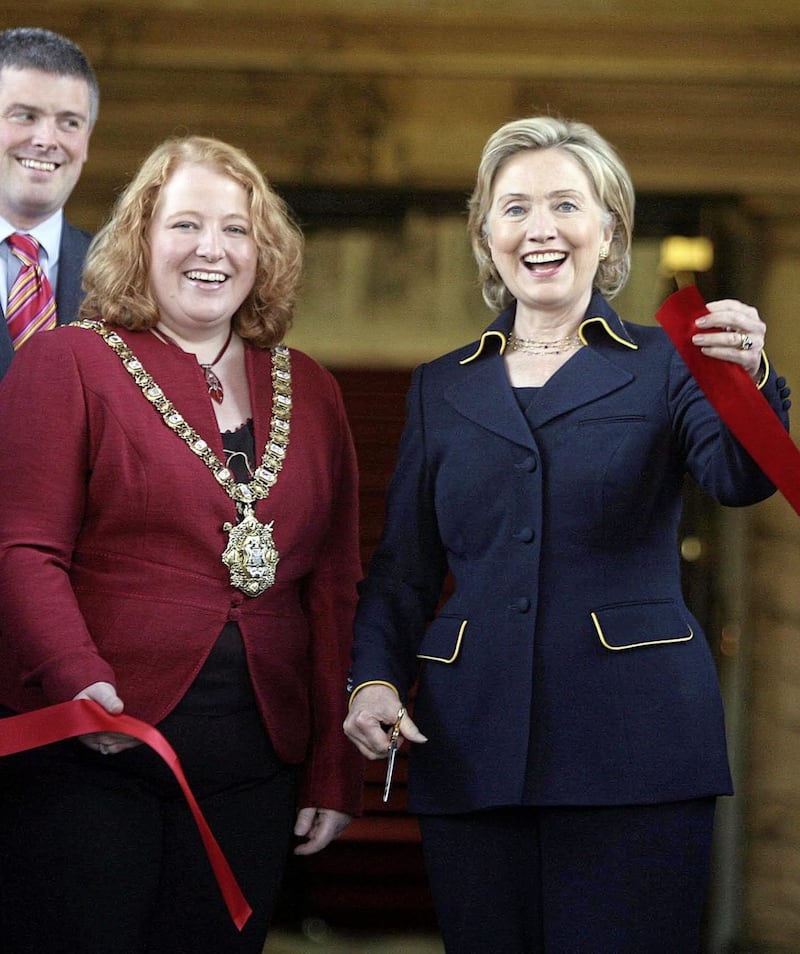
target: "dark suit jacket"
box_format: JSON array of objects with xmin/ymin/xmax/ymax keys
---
[
  {"xmin": 351, "ymin": 291, "xmax": 791, "ymax": 814},
  {"xmin": 0, "ymin": 219, "xmax": 91, "ymax": 379},
  {"xmin": 0, "ymin": 325, "xmax": 363, "ymax": 814}
]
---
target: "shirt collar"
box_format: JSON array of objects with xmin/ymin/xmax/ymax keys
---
[
  {"xmin": 459, "ymin": 289, "xmax": 638, "ymax": 365},
  {"xmin": 0, "ymin": 209, "xmax": 63, "ymax": 268}
]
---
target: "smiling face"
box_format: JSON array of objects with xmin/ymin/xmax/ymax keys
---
[
  {"xmin": 486, "ymin": 147, "xmax": 614, "ymax": 327},
  {"xmin": 0, "ymin": 66, "xmax": 93, "ymax": 229},
  {"xmin": 147, "ymin": 162, "xmax": 258, "ymax": 339}
]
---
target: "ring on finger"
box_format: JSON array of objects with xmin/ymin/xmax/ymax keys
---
[
  {"xmin": 739, "ymin": 333, "xmax": 754, "ymax": 351},
  {"xmin": 99, "ymin": 743, "xmax": 110, "ymax": 755}
]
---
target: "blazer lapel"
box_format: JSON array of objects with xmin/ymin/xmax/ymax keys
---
[
  {"xmin": 55, "ymin": 221, "xmax": 92, "ymax": 326},
  {"xmin": 443, "ymin": 341, "xmax": 635, "ymax": 448},
  {"xmin": 444, "ymin": 352, "xmax": 537, "ymax": 450},
  {"xmin": 246, "ymin": 345, "xmax": 274, "ymax": 461},
  {"xmin": 0, "ymin": 313, "xmax": 13, "ymax": 380},
  {"xmin": 523, "ymin": 347, "xmax": 634, "ymax": 429}
]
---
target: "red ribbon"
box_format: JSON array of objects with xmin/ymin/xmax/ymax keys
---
[
  {"xmin": 0, "ymin": 699, "xmax": 252, "ymax": 931},
  {"xmin": 656, "ymin": 285, "xmax": 800, "ymax": 517}
]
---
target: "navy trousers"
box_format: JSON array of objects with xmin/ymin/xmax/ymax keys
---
[{"xmin": 419, "ymin": 799, "xmax": 716, "ymax": 954}]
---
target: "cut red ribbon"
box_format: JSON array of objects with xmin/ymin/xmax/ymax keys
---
[
  {"xmin": 0, "ymin": 699, "xmax": 252, "ymax": 931},
  {"xmin": 656, "ymin": 285, "xmax": 800, "ymax": 517}
]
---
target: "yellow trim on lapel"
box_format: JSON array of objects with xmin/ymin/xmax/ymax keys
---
[
  {"xmin": 460, "ymin": 331, "xmax": 507, "ymax": 365},
  {"xmin": 579, "ymin": 316, "xmax": 638, "ymax": 349},
  {"xmin": 460, "ymin": 315, "xmax": 639, "ymax": 365}
]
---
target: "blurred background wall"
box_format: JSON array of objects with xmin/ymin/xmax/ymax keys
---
[{"xmin": 6, "ymin": 2, "xmax": 800, "ymax": 949}]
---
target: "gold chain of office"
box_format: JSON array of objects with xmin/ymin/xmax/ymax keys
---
[{"xmin": 74, "ymin": 320, "xmax": 292, "ymax": 597}]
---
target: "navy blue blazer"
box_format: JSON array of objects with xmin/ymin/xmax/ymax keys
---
[
  {"xmin": 351, "ymin": 291, "xmax": 790, "ymax": 815},
  {"xmin": 0, "ymin": 219, "xmax": 91, "ymax": 379}
]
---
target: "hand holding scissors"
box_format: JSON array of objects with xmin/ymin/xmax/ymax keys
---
[{"xmin": 343, "ymin": 684, "xmax": 428, "ymax": 803}]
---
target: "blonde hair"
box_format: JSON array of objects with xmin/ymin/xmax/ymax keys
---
[
  {"xmin": 80, "ymin": 135, "xmax": 303, "ymax": 348},
  {"xmin": 467, "ymin": 116, "xmax": 635, "ymax": 312}
]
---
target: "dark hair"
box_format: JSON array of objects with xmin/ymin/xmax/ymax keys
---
[{"xmin": 0, "ymin": 27, "xmax": 99, "ymax": 125}]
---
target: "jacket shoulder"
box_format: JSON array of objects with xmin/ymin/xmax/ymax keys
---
[
  {"xmin": 283, "ymin": 346, "xmax": 349, "ymax": 410},
  {"xmin": 285, "ymin": 346, "xmax": 339, "ymax": 388},
  {"xmin": 587, "ymin": 318, "xmax": 677, "ymax": 368},
  {"xmin": 415, "ymin": 338, "xmax": 490, "ymax": 382},
  {"xmin": 621, "ymin": 320, "xmax": 671, "ymax": 348},
  {"xmin": 60, "ymin": 219, "xmax": 93, "ymax": 254}
]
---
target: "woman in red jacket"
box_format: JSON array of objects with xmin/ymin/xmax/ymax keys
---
[{"xmin": 0, "ymin": 135, "xmax": 363, "ymax": 953}]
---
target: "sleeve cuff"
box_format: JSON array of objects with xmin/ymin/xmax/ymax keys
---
[
  {"xmin": 347, "ymin": 680, "xmax": 400, "ymax": 710},
  {"xmin": 755, "ymin": 352, "xmax": 770, "ymax": 390}
]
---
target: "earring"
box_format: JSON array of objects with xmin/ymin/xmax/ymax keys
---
[{"xmin": 599, "ymin": 245, "xmax": 609, "ymax": 261}]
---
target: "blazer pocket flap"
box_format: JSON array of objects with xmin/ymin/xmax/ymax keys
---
[
  {"xmin": 590, "ymin": 600, "xmax": 693, "ymax": 651},
  {"xmin": 417, "ymin": 616, "xmax": 468, "ymax": 663}
]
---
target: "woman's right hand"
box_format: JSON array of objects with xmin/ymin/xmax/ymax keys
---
[
  {"xmin": 343, "ymin": 683, "xmax": 427, "ymax": 760},
  {"xmin": 73, "ymin": 681, "xmax": 141, "ymax": 755}
]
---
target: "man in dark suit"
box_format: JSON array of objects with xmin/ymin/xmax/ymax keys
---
[{"xmin": 0, "ymin": 27, "xmax": 98, "ymax": 379}]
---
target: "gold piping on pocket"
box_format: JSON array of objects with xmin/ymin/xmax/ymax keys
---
[
  {"xmin": 417, "ymin": 620, "xmax": 468, "ymax": 663},
  {"xmin": 590, "ymin": 612, "xmax": 693, "ymax": 651}
]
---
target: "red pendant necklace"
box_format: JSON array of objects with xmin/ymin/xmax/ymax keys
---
[{"xmin": 152, "ymin": 325, "xmax": 234, "ymax": 404}]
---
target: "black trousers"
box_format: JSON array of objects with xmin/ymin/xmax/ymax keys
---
[
  {"xmin": 0, "ymin": 626, "xmax": 299, "ymax": 954},
  {"xmin": 419, "ymin": 799, "xmax": 716, "ymax": 954}
]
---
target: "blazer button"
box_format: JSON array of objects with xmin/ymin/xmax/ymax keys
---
[
  {"xmin": 515, "ymin": 455, "xmax": 538, "ymax": 472},
  {"xmin": 515, "ymin": 597, "xmax": 531, "ymax": 613},
  {"xmin": 513, "ymin": 527, "xmax": 535, "ymax": 543}
]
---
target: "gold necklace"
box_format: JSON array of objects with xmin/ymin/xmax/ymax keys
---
[
  {"xmin": 75, "ymin": 320, "xmax": 291, "ymax": 597},
  {"xmin": 507, "ymin": 331, "xmax": 583, "ymax": 355}
]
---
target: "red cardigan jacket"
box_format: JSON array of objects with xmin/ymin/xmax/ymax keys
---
[{"xmin": 0, "ymin": 324, "xmax": 363, "ymax": 815}]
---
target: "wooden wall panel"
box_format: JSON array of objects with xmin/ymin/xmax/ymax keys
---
[{"xmin": 5, "ymin": 1, "xmax": 800, "ymax": 230}]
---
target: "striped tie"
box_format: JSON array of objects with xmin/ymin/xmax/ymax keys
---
[{"xmin": 6, "ymin": 232, "xmax": 57, "ymax": 350}]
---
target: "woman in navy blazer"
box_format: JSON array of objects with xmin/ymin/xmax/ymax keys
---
[
  {"xmin": 344, "ymin": 117, "xmax": 791, "ymax": 953},
  {"xmin": 0, "ymin": 136, "xmax": 362, "ymax": 953}
]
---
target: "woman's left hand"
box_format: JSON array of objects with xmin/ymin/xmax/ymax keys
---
[
  {"xmin": 692, "ymin": 299, "xmax": 766, "ymax": 382},
  {"xmin": 292, "ymin": 807, "xmax": 352, "ymax": 856},
  {"xmin": 74, "ymin": 681, "xmax": 141, "ymax": 755}
]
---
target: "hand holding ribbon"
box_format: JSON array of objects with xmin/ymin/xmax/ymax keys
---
[
  {"xmin": 0, "ymin": 699, "xmax": 252, "ymax": 930},
  {"xmin": 656, "ymin": 285, "xmax": 800, "ymax": 517}
]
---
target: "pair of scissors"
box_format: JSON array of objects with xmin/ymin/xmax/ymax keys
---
[{"xmin": 382, "ymin": 706, "xmax": 406, "ymax": 803}]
